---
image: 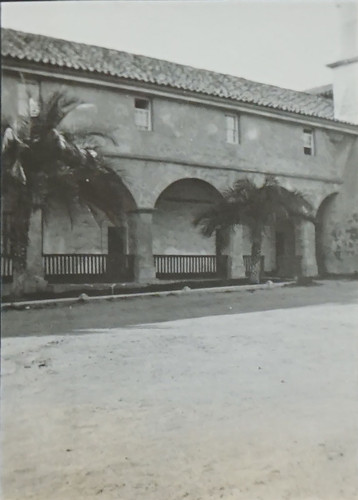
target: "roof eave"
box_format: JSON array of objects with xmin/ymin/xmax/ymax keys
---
[{"xmin": 3, "ymin": 57, "xmax": 358, "ymax": 135}]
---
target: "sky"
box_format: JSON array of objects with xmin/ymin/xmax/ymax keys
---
[{"xmin": 0, "ymin": 0, "xmax": 353, "ymax": 91}]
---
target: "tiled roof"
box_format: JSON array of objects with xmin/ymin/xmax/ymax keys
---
[
  {"xmin": 2, "ymin": 28, "xmax": 335, "ymax": 121},
  {"xmin": 306, "ymin": 84, "xmax": 333, "ymax": 99}
]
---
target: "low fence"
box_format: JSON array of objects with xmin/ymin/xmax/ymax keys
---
[
  {"xmin": 1, "ymin": 255, "xmax": 13, "ymax": 282},
  {"xmin": 154, "ymin": 254, "xmax": 228, "ymax": 279},
  {"xmin": 43, "ymin": 254, "xmax": 108, "ymax": 283},
  {"xmin": 4, "ymin": 252, "xmax": 307, "ymax": 285},
  {"xmin": 43, "ymin": 254, "xmax": 135, "ymax": 283}
]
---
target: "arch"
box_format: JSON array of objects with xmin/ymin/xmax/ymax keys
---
[
  {"xmin": 118, "ymin": 179, "xmax": 138, "ymax": 213},
  {"xmin": 315, "ymin": 192, "xmax": 339, "ymax": 276},
  {"xmin": 153, "ymin": 178, "xmax": 223, "ymax": 258},
  {"xmin": 127, "ymin": 167, "xmax": 226, "ymax": 209},
  {"xmin": 154, "ymin": 177, "xmax": 223, "ymax": 207},
  {"xmin": 42, "ymin": 178, "xmax": 137, "ymax": 256}
]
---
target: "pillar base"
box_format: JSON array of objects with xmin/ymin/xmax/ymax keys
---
[{"xmin": 134, "ymin": 256, "xmax": 156, "ymax": 282}]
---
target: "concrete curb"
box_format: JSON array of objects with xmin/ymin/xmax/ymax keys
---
[{"xmin": 1, "ymin": 281, "xmax": 292, "ymax": 310}]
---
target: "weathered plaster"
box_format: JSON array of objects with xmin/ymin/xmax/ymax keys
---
[
  {"xmin": 153, "ymin": 201, "xmax": 215, "ymax": 255},
  {"xmin": 43, "ymin": 201, "xmax": 109, "ymax": 254},
  {"xmin": 2, "ymin": 70, "xmax": 358, "ymax": 278},
  {"xmin": 153, "ymin": 179, "xmax": 220, "ymax": 255},
  {"xmin": 316, "ymin": 138, "xmax": 358, "ymax": 274}
]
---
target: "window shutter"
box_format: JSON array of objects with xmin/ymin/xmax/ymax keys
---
[
  {"xmin": 134, "ymin": 98, "xmax": 151, "ymax": 130},
  {"xmin": 135, "ymin": 108, "xmax": 150, "ymax": 130},
  {"xmin": 303, "ymin": 131, "xmax": 312, "ymax": 148},
  {"xmin": 303, "ymin": 129, "xmax": 314, "ymax": 155}
]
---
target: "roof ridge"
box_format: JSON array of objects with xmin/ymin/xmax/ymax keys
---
[
  {"xmin": 1, "ymin": 27, "xmax": 338, "ymax": 122},
  {"xmin": 1, "ymin": 27, "xmax": 328, "ymax": 100}
]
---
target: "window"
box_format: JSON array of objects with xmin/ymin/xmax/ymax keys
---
[
  {"xmin": 303, "ymin": 128, "xmax": 314, "ymax": 156},
  {"xmin": 134, "ymin": 98, "xmax": 152, "ymax": 131},
  {"xmin": 226, "ymin": 114, "xmax": 239, "ymax": 144},
  {"xmin": 17, "ymin": 81, "xmax": 40, "ymax": 117}
]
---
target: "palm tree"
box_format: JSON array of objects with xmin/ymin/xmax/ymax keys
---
[
  {"xmin": 194, "ymin": 176, "xmax": 315, "ymax": 284},
  {"xmin": 2, "ymin": 90, "xmax": 127, "ymax": 296}
]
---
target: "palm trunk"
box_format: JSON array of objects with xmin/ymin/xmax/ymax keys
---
[
  {"xmin": 249, "ymin": 227, "xmax": 262, "ymax": 284},
  {"xmin": 11, "ymin": 246, "xmax": 29, "ymax": 299},
  {"xmin": 9, "ymin": 194, "xmax": 31, "ymax": 298}
]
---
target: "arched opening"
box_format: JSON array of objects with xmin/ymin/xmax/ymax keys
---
[
  {"xmin": 315, "ymin": 193, "xmax": 338, "ymax": 276},
  {"xmin": 153, "ymin": 178, "xmax": 225, "ymax": 278},
  {"xmin": 42, "ymin": 182, "xmax": 137, "ymax": 283}
]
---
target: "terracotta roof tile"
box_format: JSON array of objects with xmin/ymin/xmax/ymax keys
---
[{"xmin": 2, "ymin": 28, "xmax": 335, "ymax": 121}]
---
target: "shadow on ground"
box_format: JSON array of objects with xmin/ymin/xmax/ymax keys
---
[{"xmin": 2, "ymin": 280, "xmax": 357, "ymax": 338}]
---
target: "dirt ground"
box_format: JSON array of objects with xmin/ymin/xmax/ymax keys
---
[
  {"xmin": 1, "ymin": 280, "xmax": 358, "ymax": 500},
  {"xmin": 2, "ymin": 279, "xmax": 358, "ymax": 338}
]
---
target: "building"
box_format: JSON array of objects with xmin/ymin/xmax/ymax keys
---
[{"xmin": 1, "ymin": 14, "xmax": 358, "ymax": 292}]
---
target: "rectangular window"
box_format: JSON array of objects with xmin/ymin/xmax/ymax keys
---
[
  {"xmin": 226, "ymin": 114, "xmax": 239, "ymax": 144},
  {"xmin": 17, "ymin": 81, "xmax": 40, "ymax": 117},
  {"xmin": 303, "ymin": 128, "xmax": 314, "ymax": 156},
  {"xmin": 134, "ymin": 98, "xmax": 152, "ymax": 131}
]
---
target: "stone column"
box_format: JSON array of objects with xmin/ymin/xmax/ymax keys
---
[
  {"xmin": 223, "ymin": 226, "xmax": 246, "ymax": 279},
  {"xmin": 295, "ymin": 220, "xmax": 318, "ymax": 277},
  {"xmin": 128, "ymin": 208, "xmax": 156, "ymax": 282}
]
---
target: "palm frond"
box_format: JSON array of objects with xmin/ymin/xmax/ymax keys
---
[
  {"xmin": 1, "ymin": 126, "xmax": 29, "ymax": 184},
  {"xmin": 225, "ymin": 177, "xmax": 256, "ymax": 204},
  {"xmin": 30, "ymin": 91, "xmax": 82, "ymax": 141},
  {"xmin": 193, "ymin": 175, "xmax": 315, "ymax": 236},
  {"xmin": 77, "ymin": 162, "xmax": 127, "ymax": 226},
  {"xmin": 267, "ymin": 184, "xmax": 315, "ymax": 222},
  {"xmin": 65, "ymin": 130, "xmax": 118, "ymax": 147},
  {"xmin": 194, "ymin": 200, "xmax": 245, "ymax": 236},
  {"xmin": 2, "ymin": 89, "xmax": 130, "ymax": 291},
  {"xmin": 44, "ymin": 91, "xmax": 81, "ymax": 130}
]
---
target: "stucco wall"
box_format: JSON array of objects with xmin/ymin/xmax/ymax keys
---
[
  {"xmin": 1, "ymin": 74, "xmax": 19, "ymax": 120},
  {"xmin": 153, "ymin": 201, "xmax": 216, "ymax": 255},
  {"xmin": 152, "ymin": 179, "xmax": 221, "ymax": 255},
  {"xmin": 2, "ymin": 70, "xmax": 358, "ymax": 275},
  {"xmin": 43, "ymin": 201, "xmax": 109, "ymax": 254},
  {"xmin": 2, "ymin": 73, "xmax": 343, "ymax": 183},
  {"xmin": 50, "ymin": 79, "xmax": 340, "ymax": 183},
  {"xmin": 317, "ymin": 137, "xmax": 358, "ymax": 274},
  {"xmin": 2, "ymin": 72, "xmax": 343, "ymax": 205}
]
